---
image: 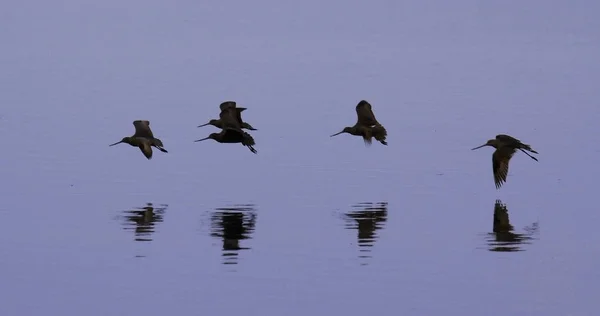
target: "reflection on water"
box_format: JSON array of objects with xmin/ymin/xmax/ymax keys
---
[
  {"xmin": 485, "ymin": 200, "xmax": 539, "ymax": 252},
  {"xmin": 343, "ymin": 202, "xmax": 388, "ymax": 264},
  {"xmin": 120, "ymin": 203, "xmax": 168, "ymax": 242},
  {"xmin": 209, "ymin": 204, "xmax": 257, "ymax": 265}
]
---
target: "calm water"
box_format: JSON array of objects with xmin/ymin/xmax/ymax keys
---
[{"xmin": 1, "ymin": 1, "xmax": 600, "ymax": 315}]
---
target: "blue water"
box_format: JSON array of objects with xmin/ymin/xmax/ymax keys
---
[{"xmin": 1, "ymin": 1, "xmax": 599, "ymax": 315}]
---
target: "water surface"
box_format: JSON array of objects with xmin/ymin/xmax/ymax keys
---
[{"xmin": 1, "ymin": 1, "xmax": 599, "ymax": 315}]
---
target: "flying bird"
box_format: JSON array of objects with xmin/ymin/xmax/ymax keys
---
[
  {"xmin": 330, "ymin": 100, "xmax": 387, "ymax": 146},
  {"xmin": 195, "ymin": 106, "xmax": 258, "ymax": 154},
  {"xmin": 110, "ymin": 120, "xmax": 168, "ymax": 159},
  {"xmin": 472, "ymin": 134, "xmax": 538, "ymax": 189}
]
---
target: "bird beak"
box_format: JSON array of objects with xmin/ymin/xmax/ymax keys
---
[
  {"xmin": 109, "ymin": 140, "xmax": 123, "ymax": 146},
  {"xmin": 197, "ymin": 122, "xmax": 211, "ymax": 127},
  {"xmin": 194, "ymin": 137, "xmax": 210, "ymax": 142},
  {"xmin": 330, "ymin": 131, "xmax": 344, "ymax": 137},
  {"xmin": 471, "ymin": 144, "xmax": 487, "ymax": 150}
]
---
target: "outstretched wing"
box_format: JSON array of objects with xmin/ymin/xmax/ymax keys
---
[
  {"xmin": 234, "ymin": 107, "xmax": 248, "ymax": 126},
  {"xmin": 219, "ymin": 108, "xmax": 243, "ymax": 131},
  {"xmin": 492, "ymin": 146, "xmax": 516, "ymax": 189},
  {"xmin": 355, "ymin": 100, "xmax": 379, "ymax": 126},
  {"xmin": 138, "ymin": 139, "xmax": 153, "ymax": 159},
  {"xmin": 219, "ymin": 101, "xmax": 237, "ymax": 112},
  {"xmin": 133, "ymin": 120, "xmax": 154, "ymax": 138}
]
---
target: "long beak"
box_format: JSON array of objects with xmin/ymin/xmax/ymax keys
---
[
  {"xmin": 194, "ymin": 137, "xmax": 210, "ymax": 142},
  {"xmin": 109, "ymin": 141, "xmax": 123, "ymax": 146},
  {"xmin": 471, "ymin": 144, "xmax": 487, "ymax": 150},
  {"xmin": 330, "ymin": 131, "xmax": 344, "ymax": 137},
  {"xmin": 197, "ymin": 122, "xmax": 211, "ymax": 127}
]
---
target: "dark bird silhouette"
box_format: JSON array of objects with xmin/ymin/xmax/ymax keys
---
[
  {"xmin": 109, "ymin": 120, "xmax": 168, "ymax": 159},
  {"xmin": 472, "ymin": 134, "xmax": 538, "ymax": 189},
  {"xmin": 195, "ymin": 107, "xmax": 258, "ymax": 154},
  {"xmin": 198, "ymin": 101, "xmax": 257, "ymax": 131},
  {"xmin": 330, "ymin": 100, "xmax": 387, "ymax": 146}
]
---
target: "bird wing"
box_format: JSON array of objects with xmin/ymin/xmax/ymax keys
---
[
  {"xmin": 133, "ymin": 120, "xmax": 154, "ymax": 138},
  {"xmin": 492, "ymin": 146, "xmax": 516, "ymax": 189},
  {"xmin": 234, "ymin": 108, "xmax": 247, "ymax": 125},
  {"xmin": 355, "ymin": 100, "xmax": 379, "ymax": 126},
  {"xmin": 219, "ymin": 108, "xmax": 243, "ymax": 131},
  {"xmin": 138, "ymin": 139, "xmax": 153, "ymax": 159},
  {"xmin": 219, "ymin": 101, "xmax": 237, "ymax": 112}
]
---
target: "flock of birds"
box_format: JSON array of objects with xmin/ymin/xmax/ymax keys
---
[{"xmin": 109, "ymin": 100, "xmax": 539, "ymax": 189}]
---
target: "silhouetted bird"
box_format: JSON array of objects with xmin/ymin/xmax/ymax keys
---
[
  {"xmin": 110, "ymin": 120, "xmax": 168, "ymax": 159},
  {"xmin": 195, "ymin": 106, "xmax": 257, "ymax": 154},
  {"xmin": 472, "ymin": 134, "xmax": 538, "ymax": 189},
  {"xmin": 331, "ymin": 100, "xmax": 387, "ymax": 146}
]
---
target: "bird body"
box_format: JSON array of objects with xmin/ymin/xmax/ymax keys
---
[
  {"xmin": 110, "ymin": 120, "xmax": 168, "ymax": 159},
  {"xmin": 472, "ymin": 134, "xmax": 538, "ymax": 189},
  {"xmin": 330, "ymin": 100, "xmax": 388, "ymax": 146}
]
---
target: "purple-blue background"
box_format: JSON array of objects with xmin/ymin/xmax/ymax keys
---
[{"xmin": 1, "ymin": 1, "xmax": 599, "ymax": 315}]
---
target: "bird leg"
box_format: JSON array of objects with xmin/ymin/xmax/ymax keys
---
[{"xmin": 519, "ymin": 148, "xmax": 538, "ymax": 161}]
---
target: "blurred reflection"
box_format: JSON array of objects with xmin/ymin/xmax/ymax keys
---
[
  {"xmin": 209, "ymin": 204, "xmax": 257, "ymax": 265},
  {"xmin": 343, "ymin": 202, "xmax": 388, "ymax": 264},
  {"xmin": 120, "ymin": 203, "xmax": 168, "ymax": 242},
  {"xmin": 485, "ymin": 200, "xmax": 539, "ymax": 252}
]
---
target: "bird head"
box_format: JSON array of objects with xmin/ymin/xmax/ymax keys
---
[
  {"xmin": 198, "ymin": 119, "xmax": 219, "ymax": 128},
  {"xmin": 330, "ymin": 127, "xmax": 352, "ymax": 137},
  {"xmin": 194, "ymin": 133, "xmax": 219, "ymax": 142},
  {"xmin": 472, "ymin": 139, "xmax": 499, "ymax": 150},
  {"xmin": 109, "ymin": 137, "xmax": 131, "ymax": 146}
]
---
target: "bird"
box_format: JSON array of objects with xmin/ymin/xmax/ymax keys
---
[
  {"xmin": 472, "ymin": 134, "xmax": 538, "ymax": 189},
  {"xmin": 330, "ymin": 100, "xmax": 388, "ymax": 146},
  {"xmin": 198, "ymin": 101, "xmax": 257, "ymax": 131},
  {"xmin": 109, "ymin": 120, "xmax": 168, "ymax": 159},
  {"xmin": 195, "ymin": 106, "xmax": 258, "ymax": 154}
]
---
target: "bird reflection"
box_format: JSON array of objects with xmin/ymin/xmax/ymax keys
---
[
  {"xmin": 121, "ymin": 203, "xmax": 168, "ymax": 242},
  {"xmin": 209, "ymin": 204, "xmax": 257, "ymax": 265},
  {"xmin": 343, "ymin": 202, "xmax": 388, "ymax": 264},
  {"xmin": 485, "ymin": 200, "xmax": 539, "ymax": 252}
]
